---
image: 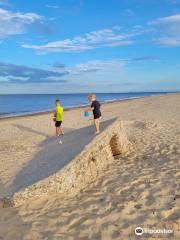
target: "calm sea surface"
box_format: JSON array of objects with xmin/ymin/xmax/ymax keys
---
[{"xmin": 0, "ymin": 92, "xmax": 167, "ymax": 118}]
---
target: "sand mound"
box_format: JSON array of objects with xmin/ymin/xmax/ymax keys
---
[{"xmin": 13, "ymin": 120, "xmax": 131, "ymax": 206}]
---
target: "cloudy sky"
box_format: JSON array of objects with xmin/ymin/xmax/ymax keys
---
[{"xmin": 0, "ymin": 0, "xmax": 180, "ymax": 93}]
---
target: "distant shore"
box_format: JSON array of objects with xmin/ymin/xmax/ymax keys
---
[{"xmin": 0, "ymin": 92, "xmax": 173, "ymax": 120}]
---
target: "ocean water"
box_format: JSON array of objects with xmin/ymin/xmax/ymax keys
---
[{"xmin": 0, "ymin": 92, "xmax": 166, "ymax": 118}]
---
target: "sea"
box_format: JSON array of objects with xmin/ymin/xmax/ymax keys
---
[{"xmin": 0, "ymin": 92, "xmax": 169, "ymax": 118}]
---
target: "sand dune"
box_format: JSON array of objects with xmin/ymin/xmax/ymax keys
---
[{"xmin": 0, "ymin": 93, "xmax": 180, "ymax": 239}]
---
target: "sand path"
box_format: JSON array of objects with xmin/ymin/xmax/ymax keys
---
[{"xmin": 0, "ymin": 116, "xmax": 115, "ymax": 198}]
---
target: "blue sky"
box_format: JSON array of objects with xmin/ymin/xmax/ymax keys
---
[{"xmin": 0, "ymin": 0, "xmax": 180, "ymax": 93}]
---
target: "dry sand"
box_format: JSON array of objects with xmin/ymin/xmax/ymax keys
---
[{"xmin": 0, "ymin": 93, "xmax": 180, "ymax": 239}]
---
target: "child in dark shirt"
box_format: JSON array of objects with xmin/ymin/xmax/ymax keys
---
[{"xmin": 86, "ymin": 93, "xmax": 101, "ymax": 134}]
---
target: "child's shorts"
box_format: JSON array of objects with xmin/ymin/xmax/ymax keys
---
[
  {"xmin": 93, "ymin": 113, "xmax": 101, "ymax": 119},
  {"xmin": 55, "ymin": 121, "xmax": 62, "ymax": 127}
]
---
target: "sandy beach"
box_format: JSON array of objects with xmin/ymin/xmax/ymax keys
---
[{"xmin": 0, "ymin": 93, "xmax": 180, "ymax": 239}]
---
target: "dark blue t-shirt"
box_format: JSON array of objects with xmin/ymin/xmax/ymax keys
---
[{"xmin": 91, "ymin": 100, "xmax": 101, "ymax": 117}]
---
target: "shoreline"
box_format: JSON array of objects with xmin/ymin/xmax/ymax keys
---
[{"xmin": 0, "ymin": 92, "xmax": 172, "ymax": 121}]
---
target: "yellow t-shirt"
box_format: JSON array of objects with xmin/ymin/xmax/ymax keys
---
[{"xmin": 56, "ymin": 106, "xmax": 63, "ymax": 121}]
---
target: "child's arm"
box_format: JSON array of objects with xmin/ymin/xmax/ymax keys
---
[
  {"xmin": 86, "ymin": 103, "xmax": 94, "ymax": 112},
  {"xmin": 86, "ymin": 107, "xmax": 93, "ymax": 112}
]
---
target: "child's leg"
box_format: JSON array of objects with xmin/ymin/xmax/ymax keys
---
[
  {"xmin": 56, "ymin": 127, "xmax": 59, "ymax": 136},
  {"xmin": 87, "ymin": 117, "xmax": 93, "ymax": 126},
  {"xmin": 94, "ymin": 118, "xmax": 100, "ymax": 133},
  {"xmin": 60, "ymin": 125, "xmax": 64, "ymax": 135}
]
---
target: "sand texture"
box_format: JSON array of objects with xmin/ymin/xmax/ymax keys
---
[{"xmin": 0, "ymin": 93, "xmax": 180, "ymax": 239}]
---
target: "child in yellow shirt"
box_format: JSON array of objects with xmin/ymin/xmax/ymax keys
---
[{"xmin": 54, "ymin": 99, "xmax": 64, "ymax": 136}]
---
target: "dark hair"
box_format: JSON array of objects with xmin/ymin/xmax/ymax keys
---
[{"xmin": 55, "ymin": 99, "xmax": 61, "ymax": 103}]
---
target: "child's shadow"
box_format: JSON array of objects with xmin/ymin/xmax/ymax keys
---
[{"xmin": 8, "ymin": 118, "xmax": 117, "ymax": 197}]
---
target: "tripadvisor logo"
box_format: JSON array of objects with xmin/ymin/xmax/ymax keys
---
[
  {"xmin": 135, "ymin": 227, "xmax": 143, "ymax": 236},
  {"xmin": 135, "ymin": 226, "xmax": 173, "ymax": 236}
]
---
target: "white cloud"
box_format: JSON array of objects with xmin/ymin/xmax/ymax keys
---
[
  {"xmin": 54, "ymin": 57, "xmax": 159, "ymax": 76},
  {"xmin": 149, "ymin": 14, "xmax": 180, "ymax": 25},
  {"xmin": 149, "ymin": 13, "xmax": 180, "ymax": 46},
  {"xmin": 21, "ymin": 26, "xmax": 145, "ymax": 53},
  {"xmin": 122, "ymin": 9, "xmax": 135, "ymax": 17},
  {"xmin": 45, "ymin": 5, "xmax": 59, "ymax": 9},
  {"xmin": 0, "ymin": 8, "xmax": 43, "ymax": 38},
  {"xmin": 69, "ymin": 59, "xmax": 128, "ymax": 75},
  {"xmin": 0, "ymin": 62, "xmax": 68, "ymax": 84},
  {"xmin": 154, "ymin": 37, "xmax": 180, "ymax": 46}
]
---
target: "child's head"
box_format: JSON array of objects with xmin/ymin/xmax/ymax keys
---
[
  {"xmin": 88, "ymin": 93, "xmax": 96, "ymax": 102},
  {"xmin": 55, "ymin": 99, "xmax": 61, "ymax": 106}
]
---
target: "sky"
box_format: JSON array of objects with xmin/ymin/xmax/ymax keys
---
[{"xmin": 0, "ymin": 0, "xmax": 180, "ymax": 93}]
